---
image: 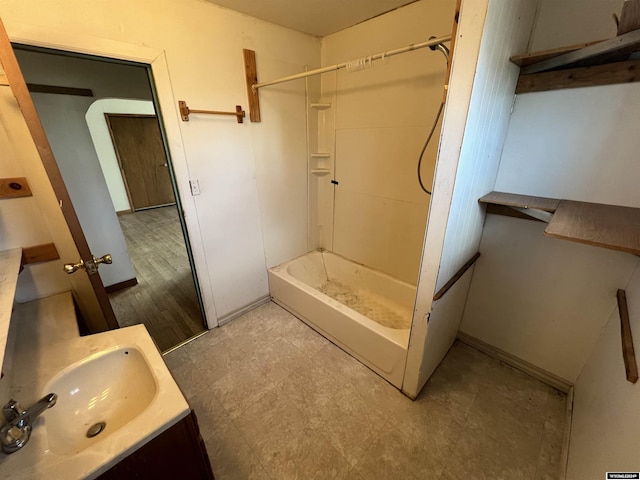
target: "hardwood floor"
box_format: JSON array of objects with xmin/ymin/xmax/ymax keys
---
[{"xmin": 109, "ymin": 205, "xmax": 205, "ymax": 352}]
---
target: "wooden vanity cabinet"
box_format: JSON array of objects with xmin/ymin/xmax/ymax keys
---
[{"xmin": 97, "ymin": 410, "xmax": 214, "ymax": 480}]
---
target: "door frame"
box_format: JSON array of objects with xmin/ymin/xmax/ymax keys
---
[{"xmin": 6, "ymin": 23, "xmax": 219, "ymax": 328}]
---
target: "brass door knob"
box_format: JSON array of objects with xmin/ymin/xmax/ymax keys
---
[
  {"xmin": 63, "ymin": 260, "xmax": 84, "ymax": 274},
  {"xmin": 64, "ymin": 254, "xmax": 112, "ymax": 275}
]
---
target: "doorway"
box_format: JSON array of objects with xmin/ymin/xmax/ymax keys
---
[{"xmin": 14, "ymin": 46, "xmax": 206, "ymax": 351}]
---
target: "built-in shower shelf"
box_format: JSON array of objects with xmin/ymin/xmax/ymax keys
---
[
  {"xmin": 481, "ymin": 191, "xmax": 640, "ymax": 256},
  {"xmin": 310, "ymin": 103, "xmax": 331, "ymax": 110},
  {"xmin": 311, "ymin": 168, "xmax": 331, "ymax": 176},
  {"xmin": 310, "ymin": 153, "xmax": 331, "ymax": 158}
]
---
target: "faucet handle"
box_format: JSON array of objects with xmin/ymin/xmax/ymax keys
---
[{"xmin": 3, "ymin": 400, "xmax": 24, "ymax": 422}]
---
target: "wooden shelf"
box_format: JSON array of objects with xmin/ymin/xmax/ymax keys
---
[
  {"xmin": 479, "ymin": 191, "xmax": 559, "ymax": 212},
  {"xmin": 310, "ymin": 168, "xmax": 331, "ymax": 176},
  {"xmin": 510, "ymin": 40, "xmax": 605, "ymax": 67},
  {"xmin": 544, "ymin": 200, "xmax": 640, "ymax": 255},
  {"xmin": 310, "ymin": 153, "xmax": 331, "ymax": 158},
  {"xmin": 510, "ymin": 28, "xmax": 640, "ymax": 93},
  {"xmin": 481, "ymin": 192, "xmax": 640, "ymax": 256}
]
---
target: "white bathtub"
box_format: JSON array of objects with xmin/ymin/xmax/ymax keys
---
[{"xmin": 268, "ymin": 250, "xmax": 415, "ymax": 388}]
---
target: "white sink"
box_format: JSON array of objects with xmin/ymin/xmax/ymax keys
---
[{"xmin": 43, "ymin": 345, "xmax": 158, "ymax": 455}]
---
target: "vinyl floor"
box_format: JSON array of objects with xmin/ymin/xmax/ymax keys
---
[
  {"xmin": 165, "ymin": 301, "xmax": 566, "ymax": 480},
  {"xmin": 109, "ymin": 206, "xmax": 205, "ymax": 351}
]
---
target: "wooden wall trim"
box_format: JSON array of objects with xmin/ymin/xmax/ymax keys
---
[
  {"xmin": 617, "ymin": 289, "xmax": 639, "ymax": 383},
  {"xmin": 433, "ymin": 252, "xmax": 481, "ymax": 301},
  {"xmin": 26, "ymin": 83, "xmax": 93, "ymax": 97},
  {"xmin": 0, "ymin": 177, "xmax": 32, "ymax": 198},
  {"xmin": 21, "ymin": 243, "xmax": 59, "ymax": 265},
  {"xmin": 243, "ymin": 49, "xmax": 261, "ymax": 122}
]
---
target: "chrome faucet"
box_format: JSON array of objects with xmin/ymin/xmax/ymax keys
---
[{"xmin": 0, "ymin": 393, "xmax": 57, "ymax": 453}]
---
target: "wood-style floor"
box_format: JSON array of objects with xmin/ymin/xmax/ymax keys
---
[{"xmin": 109, "ymin": 206, "xmax": 205, "ymax": 352}]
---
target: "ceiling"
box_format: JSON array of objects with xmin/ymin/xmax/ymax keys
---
[{"xmin": 203, "ymin": 0, "xmax": 418, "ymax": 37}]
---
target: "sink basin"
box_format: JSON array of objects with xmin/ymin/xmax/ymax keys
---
[{"xmin": 43, "ymin": 345, "xmax": 157, "ymax": 455}]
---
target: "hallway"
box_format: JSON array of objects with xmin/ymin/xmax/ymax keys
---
[{"xmin": 109, "ymin": 206, "xmax": 205, "ymax": 351}]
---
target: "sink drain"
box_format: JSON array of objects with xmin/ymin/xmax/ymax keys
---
[{"xmin": 86, "ymin": 422, "xmax": 106, "ymax": 438}]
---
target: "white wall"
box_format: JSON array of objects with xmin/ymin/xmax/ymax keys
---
[
  {"xmin": 86, "ymin": 99, "xmax": 157, "ymax": 213},
  {"xmin": 320, "ymin": 0, "xmax": 455, "ymax": 285},
  {"xmin": 403, "ymin": 0, "xmax": 538, "ymax": 397},
  {"xmin": 15, "ymin": 51, "xmax": 150, "ymax": 287},
  {"xmin": 460, "ymin": 0, "xmax": 640, "ymax": 383},
  {"xmin": 567, "ymin": 262, "xmax": 640, "ymax": 478},
  {"xmin": 0, "ymin": 0, "xmax": 320, "ymax": 320}
]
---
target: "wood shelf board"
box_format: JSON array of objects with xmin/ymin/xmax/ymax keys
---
[
  {"xmin": 479, "ymin": 191, "xmax": 560, "ymax": 212},
  {"xmin": 516, "ymin": 59, "xmax": 640, "ymax": 94},
  {"xmin": 544, "ymin": 200, "xmax": 640, "ymax": 255},
  {"xmin": 510, "ymin": 40, "xmax": 605, "ymax": 67},
  {"xmin": 521, "ymin": 29, "xmax": 640, "ymax": 75}
]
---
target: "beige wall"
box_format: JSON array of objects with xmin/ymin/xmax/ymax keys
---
[
  {"xmin": 319, "ymin": 0, "xmax": 455, "ymax": 285},
  {"xmin": 0, "ymin": 0, "xmax": 320, "ymax": 320}
]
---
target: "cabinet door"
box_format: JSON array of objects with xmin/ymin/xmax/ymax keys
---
[{"xmin": 98, "ymin": 410, "xmax": 215, "ymax": 480}]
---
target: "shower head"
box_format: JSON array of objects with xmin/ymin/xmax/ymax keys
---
[{"xmin": 428, "ymin": 36, "xmax": 450, "ymax": 60}]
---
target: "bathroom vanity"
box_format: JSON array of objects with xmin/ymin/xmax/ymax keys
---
[
  {"xmin": 0, "ymin": 248, "xmax": 214, "ymax": 479},
  {"xmin": 97, "ymin": 410, "xmax": 213, "ymax": 479}
]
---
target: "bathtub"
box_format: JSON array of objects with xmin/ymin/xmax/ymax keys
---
[{"xmin": 268, "ymin": 250, "xmax": 415, "ymax": 388}]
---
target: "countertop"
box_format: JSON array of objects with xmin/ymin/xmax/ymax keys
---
[{"xmin": 0, "ymin": 292, "xmax": 190, "ymax": 479}]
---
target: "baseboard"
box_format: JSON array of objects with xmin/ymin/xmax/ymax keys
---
[
  {"xmin": 559, "ymin": 387, "xmax": 574, "ymax": 479},
  {"xmin": 105, "ymin": 278, "xmax": 138, "ymax": 294},
  {"xmin": 456, "ymin": 332, "xmax": 573, "ymax": 393},
  {"xmin": 217, "ymin": 294, "xmax": 271, "ymax": 326}
]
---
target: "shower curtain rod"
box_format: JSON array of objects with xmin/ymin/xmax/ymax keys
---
[{"xmin": 252, "ymin": 34, "xmax": 452, "ymax": 90}]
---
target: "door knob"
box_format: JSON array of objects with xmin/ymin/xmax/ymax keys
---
[{"xmin": 64, "ymin": 254, "xmax": 112, "ymax": 275}]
